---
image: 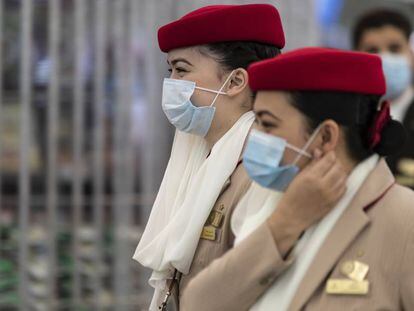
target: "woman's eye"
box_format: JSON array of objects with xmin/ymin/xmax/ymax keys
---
[
  {"xmin": 262, "ymin": 121, "xmax": 275, "ymax": 128},
  {"xmin": 388, "ymin": 44, "xmax": 402, "ymax": 53},
  {"xmin": 365, "ymin": 47, "xmax": 379, "ymax": 54},
  {"xmin": 176, "ymin": 67, "xmax": 187, "ymax": 73},
  {"xmin": 168, "ymin": 67, "xmax": 187, "ymax": 75}
]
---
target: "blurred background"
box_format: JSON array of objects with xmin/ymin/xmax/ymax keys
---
[{"xmin": 0, "ymin": 0, "xmax": 413, "ymax": 310}]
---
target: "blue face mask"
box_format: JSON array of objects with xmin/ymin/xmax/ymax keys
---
[
  {"xmin": 243, "ymin": 127, "xmax": 320, "ymax": 192},
  {"xmin": 381, "ymin": 53, "xmax": 412, "ymax": 100},
  {"xmin": 162, "ymin": 71, "xmax": 235, "ymax": 137}
]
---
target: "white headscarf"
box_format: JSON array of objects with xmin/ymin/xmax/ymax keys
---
[{"xmin": 133, "ymin": 111, "xmax": 255, "ymax": 310}]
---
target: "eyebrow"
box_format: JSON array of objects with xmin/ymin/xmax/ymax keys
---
[
  {"xmin": 255, "ymin": 110, "xmax": 282, "ymax": 122},
  {"xmin": 167, "ymin": 58, "xmax": 194, "ymax": 67}
]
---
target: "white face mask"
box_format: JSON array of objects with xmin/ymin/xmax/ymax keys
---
[
  {"xmin": 162, "ymin": 70, "xmax": 235, "ymax": 137},
  {"xmin": 381, "ymin": 53, "xmax": 412, "ymax": 100}
]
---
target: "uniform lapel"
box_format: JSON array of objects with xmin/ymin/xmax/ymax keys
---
[{"xmin": 289, "ymin": 160, "xmax": 395, "ymax": 310}]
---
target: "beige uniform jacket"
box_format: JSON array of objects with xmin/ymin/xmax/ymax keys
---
[
  {"xmin": 165, "ymin": 161, "xmax": 252, "ymax": 309},
  {"xmin": 180, "ymin": 160, "xmax": 414, "ymax": 311}
]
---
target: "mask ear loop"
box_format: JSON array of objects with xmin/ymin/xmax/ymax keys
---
[
  {"xmin": 195, "ymin": 86, "xmax": 227, "ymax": 95},
  {"xmin": 292, "ymin": 124, "xmax": 323, "ymax": 165},
  {"xmin": 209, "ymin": 70, "xmax": 236, "ymax": 107}
]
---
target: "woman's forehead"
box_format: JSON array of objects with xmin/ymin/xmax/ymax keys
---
[
  {"xmin": 255, "ymin": 91, "xmax": 287, "ymax": 110},
  {"xmin": 254, "ymin": 91, "xmax": 299, "ymax": 118},
  {"xmin": 167, "ymin": 47, "xmax": 202, "ymax": 63}
]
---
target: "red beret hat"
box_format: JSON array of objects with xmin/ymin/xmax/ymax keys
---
[
  {"xmin": 248, "ymin": 47, "xmax": 386, "ymax": 96},
  {"xmin": 158, "ymin": 4, "xmax": 285, "ymax": 52}
]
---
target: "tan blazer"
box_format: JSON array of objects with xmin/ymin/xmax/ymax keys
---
[
  {"xmin": 164, "ymin": 161, "xmax": 252, "ymax": 309},
  {"xmin": 180, "ymin": 159, "xmax": 414, "ymax": 311},
  {"xmin": 179, "ymin": 161, "xmax": 252, "ymax": 292}
]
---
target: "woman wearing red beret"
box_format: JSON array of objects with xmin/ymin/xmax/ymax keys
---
[
  {"xmin": 180, "ymin": 48, "xmax": 414, "ymax": 311},
  {"xmin": 131, "ymin": 4, "xmax": 313, "ymax": 311}
]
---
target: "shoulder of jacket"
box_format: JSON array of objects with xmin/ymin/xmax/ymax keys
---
[{"xmin": 378, "ymin": 184, "xmax": 414, "ymax": 228}]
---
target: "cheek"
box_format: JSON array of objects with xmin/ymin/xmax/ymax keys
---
[
  {"xmin": 281, "ymin": 143, "xmax": 312, "ymax": 169},
  {"xmin": 189, "ymin": 73, "xmax": 222, "ymax": 107},
  {"xmin": 280, "ymin": 127, "xmax": 309, "ymax": 166},
  {"xmin": 281, "ymin": 148, "xmax": 298, "ymax": 165},
  {"xmin": 191, "ymin": 90, "xmax": 215, "ymax": 107}
]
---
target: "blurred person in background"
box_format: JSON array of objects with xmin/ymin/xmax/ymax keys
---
[
  {"xmin": 132, "ymin": 4, "xmax": 288, "ymax": 310},
  {"xmin": 180, "ymin": 48, "xmax": 414, "ymax": 311},
  {"xmin": 353, "ymin": 9, "xmax": 414, "ymax": 189}
]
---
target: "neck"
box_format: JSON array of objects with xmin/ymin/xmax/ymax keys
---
[
  {"xmin": 337, "ymin": 148, "xmax": 359, "ymax": 176},
  {"xmin": 204, "ymin": 108, "xmax": 250, "ymax": 150}
]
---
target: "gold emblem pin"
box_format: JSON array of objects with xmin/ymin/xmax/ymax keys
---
[
  {"xmin": 208, "ymin": 211, "xmax": 224, "ymax": 228},
  {"xmin": 326, "ymin": 279, "xmax": 369, "ymax": 295},
  {"xmin": 340, "ymin": 261, "xmax": 355, "ymax": 276},
  {"xmin": 341, "ymin": 260, "xmax": 369, "ymax": 282}
]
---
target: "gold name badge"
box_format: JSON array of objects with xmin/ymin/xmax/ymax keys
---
[
  {"xmin": 326, "ymin": 279, "xmax": 369, "ymax": 295},
  {"xmin": 201, "ymin": 226, "xmax": 216, "ymax": 241},
  {"xmin": 340, "ymin": 260, "xmax": 369, "ymax": 282}
]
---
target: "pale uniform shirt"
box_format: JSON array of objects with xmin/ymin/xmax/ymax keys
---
[{"xmin": 390, "ymin": 87, "xmax": 414, "ymax": 122}]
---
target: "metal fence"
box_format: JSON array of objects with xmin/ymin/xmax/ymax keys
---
[{"xmin": 0, "ymin": 0, "xmax": 168, "ymax": 309}]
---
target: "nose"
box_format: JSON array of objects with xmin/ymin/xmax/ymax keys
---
[
  {"xmin": 169, "ymin": 71, "xmax": 181, "ymax": 80},
  {"xmin": 254, "ymin": 117, "xmax": 265, "ymax": 131}
]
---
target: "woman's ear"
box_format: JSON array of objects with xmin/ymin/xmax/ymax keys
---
[
  {"xmin": 319, "ymin": 120, "xmax": 340, "ymax": 153},
  {"xmin": 226, "ymin": 68, "xmax": 249, "ymax": 96}
]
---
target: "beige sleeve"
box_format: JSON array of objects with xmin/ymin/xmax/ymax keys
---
[
  {"xmin": 400, "ymin": 224, "xmax": 414, "ymax": 310},
  {"xmin": 180, "ymin": 222, "xmax": 294, "ymax": 311}
]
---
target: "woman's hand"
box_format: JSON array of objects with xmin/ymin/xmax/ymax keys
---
[{"xmin": 267, "ymin": 150, "xmax": 348, "ymax": 257}]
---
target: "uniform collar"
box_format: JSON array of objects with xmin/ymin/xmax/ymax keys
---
[
  {"xmin": 289, "ymin": 159, "xmax": 395, "ymax": 310},
  {"xmin": 391, "ymin": 87, "xmax": 414, "ymax": 122}
]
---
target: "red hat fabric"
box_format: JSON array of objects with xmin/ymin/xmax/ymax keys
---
[
  {"xmin": 158, "ymin": 4, "xmax": 285, "ymax": 52},
  {"xmin": 248, "ymin": 47, "xmax": 386, "ymax": 96}
]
